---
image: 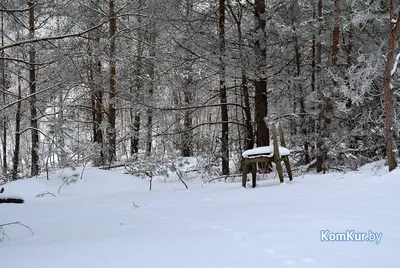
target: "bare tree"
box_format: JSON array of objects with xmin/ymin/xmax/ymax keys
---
[
  {"xmin": 87, "ymin": 0, "xmax": 105, "ymax": 166},
  {"xmin": 254, "ymin": 0, "xmax": 269, "ymax": 150},
  {"xmin": 382, "ymin": 0, "xmax": 400, "ymax": 171},
  {"xmin": 11, "ymin": 74, "xmax": 22, "ymax": 180},
  {"xmin": 108, "ymin": 0, "xmax": 117, "ymax": 163},
  {"xmin": 0, "ymin": 10, "xmax": 7, "ymax": 175},
  {"xmin": 219, "ymin": 0, "xmax": 229, "ymax": 175},
  {"xmin": 146, "ymin": 22, "xmax": 156, "ymax": 155},
  {"xmin": 28, "ymin": 0, "xmax": 39, "ymax": 176},
  {"xmin": 130, "ymin": 0, "xmax": 144, "ymax": 156}
]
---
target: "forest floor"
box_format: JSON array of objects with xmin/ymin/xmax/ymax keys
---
[{"xmin": 1, "ymin": 162, "xmax": 399, "ymax": 268}]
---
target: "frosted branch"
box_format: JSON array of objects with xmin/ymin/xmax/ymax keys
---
[{"xmin": 391, "ymin": 53, "xmax": 400, "ymax": 76}]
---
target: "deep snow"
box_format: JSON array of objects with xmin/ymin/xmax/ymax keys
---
[{"xmin": 1, "ymin": 163, "xmax": 399, "ymax": 268}]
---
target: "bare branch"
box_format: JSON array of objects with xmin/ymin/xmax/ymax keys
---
[
  {"xmin": 0, "ymin": 20, "xmax": 109, "ymax": 51},
  {"xmin": 0, "ymin": 222, "xmax": 34, "ymax": 242},
  {"xmin": 0, "ymin": 83, "xmax": 62, "ymax": 112}
]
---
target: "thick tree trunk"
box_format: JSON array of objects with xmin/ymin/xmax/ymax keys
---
[
  {"xmin": 28, "ymin": 0, "xmax": 39, "ymax": 177},
  {"xmin": 383, "ymin": 0, "xmax": 400, "ymax": 171},
  {"xmin": 219, "ymin": 0, "xmax": 229, "ymax": 175},
  {"xmin": 108, "ymin": 0, "xmax": 117, "ymax": 163},
  {"xmin": 254, "ymin": 0, "xmax": 269, "ymax": 148},
  {"xmin": 12, "ymin": 74, "xmax": 22, "ymax": 180}
]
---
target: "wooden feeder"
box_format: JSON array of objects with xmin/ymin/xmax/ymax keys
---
[{"xmin": 242, "ymin": 123, "xmax": 293, "ymax": 188}]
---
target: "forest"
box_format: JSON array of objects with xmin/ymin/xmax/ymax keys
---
[{"xmin": 0, "ymin": 0, "xmax": 399, "ymax": 181}]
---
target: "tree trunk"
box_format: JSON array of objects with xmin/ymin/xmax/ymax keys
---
[
  {"xmin": 146, "ymin": 24, "xmax": 156, "ymax": 155},
  {"xmin": 131, "ymin": 0, "xmax": 143, "ymax": 157},
  {"xmin": 131, "ymin": 112, "xmax": 140, "ymax": 155},
  {"xmin": 108, "ymin": 0, "xmax": 117, "ymax": 163},
  {"xmin": 91, "ymin": 59, "xmax": 104, "ymax": 165},
  {"xmin": 219, "ymin": 0, "xmax": 229, "ymax": 175},
  {"xmin": 12, "ymin": 74, "xmax": 22, "ymax": 180},
  {"xmin": 89, "ymin": 0, "xmax": 105, "ymax": 166},
  {"xmin": 254, "ymin": 0, "xmax": 269, "ymax": 149},
  {"xmin": 315, "ymin": 0, "xmax": 325, "ymax": 173},
  {"xmin": 182, "ymin": 0, "xmax": 194, "ymax": 157},
  {"xmin": 1, "ymin": 11, "xmax": 6, "ymax": 175},
  {"xmin": 290, "ymin": 0, "xmax": 309, "ymax": 164},
  {"xmin": 331, "ymin": 0, "xmax": 340, "ymax": 66},
  {"xmin": 182, "ymin": 89, "xmax": 193, "ymax": 157},
  {"xmin": 28, "ymin": 0, "xmax": 39, "ymax": 177},
  {"xmin": 383, "ymin": 0, "xmax": 400, "ymax": 171}
]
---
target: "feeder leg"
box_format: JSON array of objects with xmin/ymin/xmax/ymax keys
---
[{"xmin": 251, "ymin": 163, "xmax": 257, "ymax": 188}]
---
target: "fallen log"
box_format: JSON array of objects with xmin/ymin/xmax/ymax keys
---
[
  {"xmin": 0, "ymin": 188, "xmax": 24, "ymax": 204},
  {"xmin": 0, "ymin": 198, "xmax": 24, "ymax": 204}
]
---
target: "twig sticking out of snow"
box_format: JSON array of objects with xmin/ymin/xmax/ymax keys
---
[
  {"xmin": 36, "ymin": 191, "xmax": 56, "ymax": 198},
  {"xmin": 0, "ymin": 221, "xmax": 34, "ymax": 242},
  {"xmin": 176, "ymin": 169, "xmax": 189, "ymax": 190}
]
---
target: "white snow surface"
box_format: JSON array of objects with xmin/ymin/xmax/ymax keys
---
[
  {"xmin": 242, "ymin": 145, "xmax": 291, "ymax": 158},
  {"xmin": 1, "ymin": 164, "xmax": 399, "ymax": 268}
]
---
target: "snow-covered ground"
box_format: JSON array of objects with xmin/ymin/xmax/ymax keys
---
[{"xmin": 1, "ymin": 163, "xmax": 399, "ymax": 268}]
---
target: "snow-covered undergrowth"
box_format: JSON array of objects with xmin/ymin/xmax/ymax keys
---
[{"xmin": 1, "ymin": 163, "xmax": 399, "ymax": 268}]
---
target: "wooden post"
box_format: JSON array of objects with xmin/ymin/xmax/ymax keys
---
[
  {"xmin": 272, "ymin": 126, "xmax": 284, "ymax": 183},
  {"xmin": 251, "ymin": 162, "xmax": 257, "ymax": 188},
  {"xmin": 278, "ymin": 123, "xmax": 293, "ymax": 181},
  {"xmin": 242, "ymin": 160, "xmax": 247, "ymax": 188}
]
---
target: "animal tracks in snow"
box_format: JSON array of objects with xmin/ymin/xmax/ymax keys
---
[{"xmin": 264, "ymin": 248, "xmax": 317, "ymax": 268}]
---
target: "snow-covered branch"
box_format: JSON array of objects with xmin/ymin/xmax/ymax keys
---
[{"xmin": 391, "ymin": 53, "xmax": 400, "ymax": 76}]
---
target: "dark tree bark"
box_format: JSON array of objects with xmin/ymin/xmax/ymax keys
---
[
  {"xmin": 108, "ymin": 0, "xmax": 117, "ymax": 163},
  {"xmin": 88, "ymin": 1, "xmax": 104, "ymax": 166},
  {"xmin": 254, "ymin": 0, "xmax": 269, "ymax": 149},
  {"xmin": 146, "ymin": 23, "xmax": 156, "ymax": 155},
  {"xmin": 28, "ymin": 0, "xmax": 39, "ymax": 177},
  {"xmin": 219, "ymin": 0, "xmax": 229, "ymax": 175},
  {"xmin": 131, "ymin": 112, "xmax": 140, "ymax": 155},
  {"xmin": 290, "ymin": 1, "xmax": 309, "ymax": 164},
  {"xmin": 182, "ymin": 89, "xmax": 193, "ymax": 157},
  {"xmin": 12, "ymin": 74, "xmax": 22, "ymax": 180},
  {"xmin": 93, "ymin": 57, "xmax": 104, "ymax": 165},
  {"xmin": 331, "ymin": 0, "xmax": 340, "ymax": 66},
  {"xmin": 182, "ymin": 0, "xmax": 194, "ymax": 157},
  {"xmin": 1, "ymin": 11, "xmax": 7, "ymax": 175},
  {"xmin": 383, "ymin": 0, "xmax": 400, "ymax": 171},
  {"xmin": 315, "ymin": 0, "xmax": 326, "ymax": 173},
  {"xmin": 130, "ymin": 0, "xmax": 143, "ymax": 156}
]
